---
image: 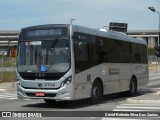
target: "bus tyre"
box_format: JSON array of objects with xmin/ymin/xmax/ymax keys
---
[
  {"xmin": 91, "ymin": 80, "xmax": 103, "ymax": 104},
  {"xmin": 128, "ymin": 78, "xmax": 137, "ymax": 96},
  {"xmin": 44, "ymin": 99, "xmax": 56, "ymax": 104}
]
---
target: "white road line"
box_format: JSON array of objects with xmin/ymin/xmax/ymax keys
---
[
  {"xmin": 149, "ymin": 77, "xmax": 160, "ymax": 80},
  {"xmin": 112, "ymin": 108, "xmax": 160, "ymax": 111},
  {"xmin": 102, "ymin": 118, "xmax": 147, "ymax": 120},
  {"xmin": 0, "ymin": 97, "xmax": 17, "ymax": 99},
  {"xmin": 0, "ymin": 93, "xmax": 16, "ymax": 95},
  {"xmin": 0, "ymin": 96, "xmax": 17, "ymax": 98},
  {"xmin": 112, "ymin": 109, "xmax": 159, "ymax": 111},
  {"xmin": 149, "ymin": 73, "xmax": 160, "ymax": 76},
  {"xmin": 0, "ymin": 95, "xmax": 17, "ymax": 97},
  {"xmin": 0, "ymin": 93, "xmax": 17, "ymax": 99},
  {"xmin": 0, "ymin": 93, "xmax": 32, "ymax": 100},
  {"xmin": 112, "ymin": 109, "xmax": 143, "ymax": 111},
  {"xmin": 120, "ymin": 103, "xmax": 160, "ymax": 106},
  {"xmin": 116, "ymin": 106, "xmax": 160, "ymax": 109},
  {"xmin": 0, "ymin": 94, "xmax": 17, "ymax": 96},
  {"xmin": 112, "ymin": 103, "xmax": 160, "ymax": 112}
]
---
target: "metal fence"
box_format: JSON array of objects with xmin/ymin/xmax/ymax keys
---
[
  {"xmin": 148, "ymin": 55, "xmax": 160, "ymax": 66},
  {"xmin": 0, "ymin": 54, "xmax": 16, "ymax": 83},
  {"xmin": 0, "ymin": 54, "xmax": 160, "ymax": 83}
]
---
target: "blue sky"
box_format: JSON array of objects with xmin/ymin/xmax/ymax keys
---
[{"xmin": 0, "ymin": 0, "xmax": 160, "ymax": 30}]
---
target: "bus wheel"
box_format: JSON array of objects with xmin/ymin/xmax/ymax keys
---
[
  {"xmin": 44, "ymin": 99, "xmax": 56, "ymax": 104},
  {"xmin": 128, "ymin": 77, "xmax": 137, "ymax": 96},
  {"xmin": 91, "ymin": 80, "xmax": 103, "ymax": 104}
]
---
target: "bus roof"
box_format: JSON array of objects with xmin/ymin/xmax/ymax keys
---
[
  {"xmin": 20, "ymin": 24, "xmax": 147, "ymax": 45},
  {"xmin": 72, "ymin": 25, "xmax": 147, "ymax": 45}
]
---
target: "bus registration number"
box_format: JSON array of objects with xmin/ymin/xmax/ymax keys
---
[{"xmin": 35, "ymin": 92, "xmax": 45, "ymax": 97}]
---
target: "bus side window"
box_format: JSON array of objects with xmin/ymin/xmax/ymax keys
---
[
  {"xmin": 74, "ymin": 41, "xmax": 89, "ymax": 62},
  {"xmin": 74, "ymin": 41, "xmax": 90, "ymax": 73},
  {"xmin": 131, "ymin": 43, "xmax": 142, "ymax": 63}
]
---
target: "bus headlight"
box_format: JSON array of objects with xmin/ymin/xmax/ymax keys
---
[{"xmin": 61, "ymin": 76, "xmax": 72, "ymax": 88}]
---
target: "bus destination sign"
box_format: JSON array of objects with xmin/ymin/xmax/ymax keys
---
[{"xmin": 25, "ymin": 28, "xmax": 67, "ymax": 37}]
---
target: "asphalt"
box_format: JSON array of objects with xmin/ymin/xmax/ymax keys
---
[{"xmin": 0, "ymin": 68, "xmax": 160, "ymax": 104}]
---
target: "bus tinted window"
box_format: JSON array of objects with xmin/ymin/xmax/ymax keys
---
[
  {"xmin": 119, "ymin": 41, "xmax": 130, "ymax": 63},
  {"xmin": 141, "ymin": 45, "xmax": 148, "ymax": 63},
  {"xmin": 74, "ymin": 41, "xmax": 89, "ymax": 62},
  {"xmin": 73, "ymin": 31, "xmax": 147, "ymax": 74},
  {"xmin": 74, "ymin": 39, "xmax": 90, "ymax": 73}
]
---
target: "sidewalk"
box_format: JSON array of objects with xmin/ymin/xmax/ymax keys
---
[{"xmin": 0, "ymin": 82, "xmax": 16, "ymax": 91}]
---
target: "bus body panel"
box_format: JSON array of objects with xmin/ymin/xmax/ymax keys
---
[
  {"xmin": 74, "ymin": 63, "xmax": 148, "ymax": 100},
  {"xmin": 132, "ymin": 64, "xmax": 149, "ymax": 88}
]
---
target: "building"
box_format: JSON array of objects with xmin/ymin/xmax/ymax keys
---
[
  {"xmin": 127, "ymin": 30, "xmax": 159, "ymax": 48},
  {"xmin": 0, "ymin": 30, "xmax": 159, "ymax": 51},
  {"xmin": 0, "ymin": 30, "xmax": 19, "ymax": 48},
  {"xmin": 0, "ymin": 30, "xmax": 19, "ymax": 55}
]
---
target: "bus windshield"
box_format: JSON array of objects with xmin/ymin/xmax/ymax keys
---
[{"xmin": 17, "ymin": 39, "xmax": 70, "ymax": 73}]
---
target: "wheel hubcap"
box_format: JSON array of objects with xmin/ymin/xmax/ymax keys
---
[
  {"xmin": 131, "ymin": 81, "xmax": 135, "ymax": 93},
  {"xmin": 93, "ymin": 87, "xmax": 99, "ymax": 98}
]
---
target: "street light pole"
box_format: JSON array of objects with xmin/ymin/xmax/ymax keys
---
[
  {"xmin": 148, "ymin": 7, "xmax": 160, "ymax": 72},
  {"xmin": 70, "ymin": 18, "xmax": 76, "ymax": 26},
  {"xmin": 70, "ymin": 18, "xmax": 76, "ymax": 41},
  {"xmin": 155, "ymin": 11, "xmax": 160, "ymax": 45},
  {"xmin": 148, "ymin": 7, "xmax": 160, "ymax": 46},
  {"xmin": 158, "ymin": 12, "xmax": 160, "ymax": 45}
]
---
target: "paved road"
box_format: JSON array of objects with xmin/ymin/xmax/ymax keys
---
[{"xmin": 148, "ymin": 72, "xmax": 160, "ymax": 88}]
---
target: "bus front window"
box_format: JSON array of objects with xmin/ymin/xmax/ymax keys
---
[{"xmin": 18, "ymin": 39, "xmax": 70, "ymax": 73}]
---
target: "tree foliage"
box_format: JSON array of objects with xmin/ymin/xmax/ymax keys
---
[{"xmin": 148, "ymin": 47, "xmax": 155, "ymax": 55}]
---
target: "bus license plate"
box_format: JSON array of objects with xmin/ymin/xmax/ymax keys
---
[{"xmin": 35, "ymin": 92, "xmax": 45, "ymax": 97}]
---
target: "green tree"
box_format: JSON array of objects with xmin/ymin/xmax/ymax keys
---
[{"xmin": 148, "ymin": 47, "xmax": 155, "ymax": 55}]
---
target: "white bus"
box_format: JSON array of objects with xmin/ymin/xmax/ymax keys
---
[{"xmin": 17, "ymin": 24, "xmax": 148, "ymax": 104}]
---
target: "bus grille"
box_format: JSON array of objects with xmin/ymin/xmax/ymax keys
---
[{"xmin": 22, "ymin": 86, "xmax": 60, "ymax": 90}]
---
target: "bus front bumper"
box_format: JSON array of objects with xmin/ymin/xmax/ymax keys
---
[{"xmin": 17, "ymin": 83, "xmax": 74, "ymax": 101}]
